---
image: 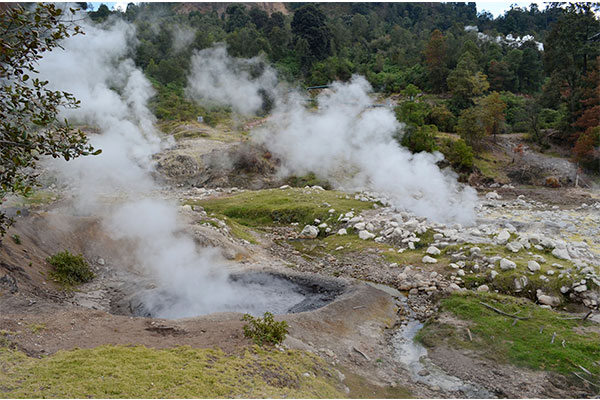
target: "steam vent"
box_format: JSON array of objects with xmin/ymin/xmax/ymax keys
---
[{"xmin": 1, "ymin": 2, "xmax": 599, "ymax": 399}]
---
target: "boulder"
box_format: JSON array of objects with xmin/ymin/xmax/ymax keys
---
[
  {"xmin": 490, "ymin": 270, "xmax": 498, "ymax": 279},
  {"xmin": 358, "ymin": 230, "xmax": 375, "ymax": 240},
  {"xmin": 354, "ymin": 222, "xmax": 366, "ymax": 231},
  {"xmin": 537, "ymin": 291, "xmax": 561, "ymax": 307},
  {"xmin": 527, "ymin": 261, "xmax": 541, "ymax": 272},
  {"xmin": 300, "ymin": 225, "xmax": 319, "ymax": 239},
  {"xmin": 496, "ymin": 229, "xmax": 511, "ymax": 245},
  {"xmin": 500, "ymin": 258, "xmax": 516, "ymax": 270},
  {"xmin": 337, "ymin": 228, "xmax": 348, "ymax": 236},
  {"xmin": 486, "ymin": 191, "xmax": 501, "ymax": 200},
  {"xmin": 573, "ymin": 284, "xmax": 587, "ymax": 293},
  {"xmin": 426, "ymin": 246, "xmax": 441, "ymax": 255},
  {"xmin": 477, "ymin": 284, "xmax": 490, "ymax": 292},
  {"xmin": 447, "ymin": 283, "xmax": 462, "ymax": 292},
  {"xmin": 422, "ymin": 256, "xmax": 438, "ymax": 264},
  {"xmin": 551, "ymin": 248, "xmax": 571, "ymax": 261},
  {"xmin": 514, "ymin": 276, "xmax": 528, "ymax": 292},
  {"xmin": 506, "ymin": 241, "xmax": 523, "ymax": 253}
]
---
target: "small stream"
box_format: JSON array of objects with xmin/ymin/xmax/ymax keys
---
[{"xmin": 366, "ymin": 283, "xmax": 494, "ymax": 398}]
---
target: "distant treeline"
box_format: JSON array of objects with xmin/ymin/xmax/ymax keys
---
[{"xmin": 85, "ymin": 2, "xmax": 599, "ymax": 172}]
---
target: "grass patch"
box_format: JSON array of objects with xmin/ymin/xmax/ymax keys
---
[
  {"xmin": 285, "ymin": 172, "xmax": 332, "ymax": 190},
  {"xmin": 473, "ymin": 151, "xmax": 510, "ymax": 183},
  {"xmin": 46, "ymin": 250, "xmax": 94, "ymax": 287},
  {"xmin": 288, "ymin": 229, "xmax": 450, "ymax": 269},
  {"xmin": 193, "ymin": 188, "xmax": 374, "ymax": 230},
  {"xmin": 0, "ymin": 345, "xmax": 345, "ymax": 398},
  {"xmin": 418, "ymin": 292, "xmax": 600, "ymax": 381}
]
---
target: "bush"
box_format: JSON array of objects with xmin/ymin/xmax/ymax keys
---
[
  {"xmin": 47, "ymin": 250, "xmax": 94, "ymax": 286},
  {"xmin": 242, "ymin": 312, "xmax": 288, "ymax": 346},
  {"xmin": 426, "ymin": 104, "xmax": 456, "ymax": 132},
  {"xmin": 440, "ymin": 138, "xmax": 474, "ymax": 171},
  {"xmin": 401, "ymin": 124, "xmax": 438, "ymax": 153}
]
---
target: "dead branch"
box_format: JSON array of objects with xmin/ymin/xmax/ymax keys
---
[
  {"xmin": 479, "ymin": 302, "xmax": 530, "ymax": 320},
  {"xmin": 467, "ymin": 328, "xmax": 473, "ymax": 341}
]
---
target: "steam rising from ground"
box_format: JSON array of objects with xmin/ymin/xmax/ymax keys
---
[
  {"xmin": 186, "ymin": 44, "xmax": 278, "ymax": 115},
  {"xmin": 36, "ymin": 18, "xmax": 248, "ymax": 317},
  {"xmin": 187, "ymin": 49, "xmax": 477, "ymax": 225}
]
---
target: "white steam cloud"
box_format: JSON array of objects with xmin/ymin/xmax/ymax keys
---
[
  {"xmin": 35, "ymin": 18, "xmax": 252, "ymax": 318},
  {"xmin": 186, "ymin": 44, "xmax": 278, "ymax": 115},
  {"xmin": 187, "ymin": 50, "xmax": 477, "ymax": 225}
]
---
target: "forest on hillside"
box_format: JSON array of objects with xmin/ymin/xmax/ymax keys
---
[{"xmin": 87, "ymin": 2, "xmax": 599, "ymax": 173}]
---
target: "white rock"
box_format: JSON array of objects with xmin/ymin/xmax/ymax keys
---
[
  {"xmin": 97, "ymin": 258, "xmax": 105, "ymax": 266},
  {"xmin": 354, "ymin": 222, "xmax": 366, "ymax": 231},
  {"xmin": 477, "ymin": 284, "xmax": 490, "ymax": 292},
  {"xmin": 486, "ymin": 191, "xmax": 501, "ymax": 200},
  {"xmin": 447, "ymin": 283, "xmax": 462, "ymax": 292},
  {"xmin": 408, "ymin": 242, "xmax": 415, "ymax": 250},
  {"xmin": 527, "ymin": 261, "xmax": 541, "ymax": 272},
  {"xmin": 514, "ymin": 276, "xmax": 528, "ymax": 291},
  {"xmin": 426, "ymin": 246, "xmax": 441, "ymax": 255},
  {"xmin": 537, "ymin": 291, "xmax": 561, "ymax": 307},
  {"xmin": 573, "ymin": 284, "xmax": 587, "ymax": 293},
  {"xmin": 500, "ymin": 258, "xmax": 517, "ymax": 270},
  {"xmin": 422, "ymin": 256, "xmax": 438, "ymax": 264},
  {"xmin": 318, "ymin": 223, "xmax": 328, "ymax": 229},
  {"xmin": 506, "ymin": 241, "xmax": 523, "ymax": 253},
  {"xmin": 181, "ymin": 204, "xmax": 193, "ymax": 212},
  {"xmin": 358, "ymin": 230, "xmax": 375, "ymax": 240},
  {"xmin": 551, "ymin": 248, "xmax": 571, "ymax": 261},
  {"xmin": 457, "ymin": 269, "xmax": 465, "ymax": 277},
  {"xmin": 299, "ymin": 225, "xmax": 319, "ymax": 239},
  {"xmin": 470, "ymin": 246, "xmax": 481, "ymax": 255},
  {"xmin": 279, "ymin": 185, "xmax": 291, "ymax": 189},
  {"xmin": 337, "ymin": 228, "xmax": 348, "ymax": 236},
  {"xmin": 533, "ymin": 255, "xmax": 546, "ymax": 263},
  {"xmin": 496, "ymin": 229, "xmax": 511, "ymax": 245},
  {"xmin": 490, "ymin": 270, "xmax": 498, "ymax": 279},
  {"xmin": 449, "ymin": 263, "xmax": 460, "ymax": 269},
  {"xmin": 328, "ymin": 209, "xmax": 335, "ymax": 213}
]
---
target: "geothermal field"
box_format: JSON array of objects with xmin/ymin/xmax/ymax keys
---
[{"xmin": 0, "ymin": 3, "xmax": 599, "ymax": 399}]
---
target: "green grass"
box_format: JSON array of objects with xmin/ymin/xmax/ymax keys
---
[
  {"xmin": 0, "ymin": 345, "xmax": 345, "ymax": 398},
  {"xmin": 417, "ymin": 292, "xmax": 600, "ymax": 382},
  {"xmin": 191, "ymin": 188, "xmax": 374, "ymax": 230}
]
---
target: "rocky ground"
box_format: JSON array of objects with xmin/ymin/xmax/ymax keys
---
[{"xmin": 1, "ymin": 126, "xmax": 599, "ymax": 398}]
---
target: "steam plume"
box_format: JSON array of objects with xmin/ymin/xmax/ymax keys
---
[
  {"xmin": 186, "ymin": 49, "xmax": 477, "ymax": 225},
  {"xmin": 35, "ymin": 17, "xmax": 242, "ymax": 317}
]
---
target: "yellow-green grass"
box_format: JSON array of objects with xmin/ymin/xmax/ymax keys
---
[
  {"xmin": 473, "ymin": 151, "xmax": 510, "ymax": 183},
  {"xmin": 3, "ymin": 190, "xmax": 57, "ymax": 208},
  {"xmin": 191, "ymin": 188, "xmax": 375, "ymax": 230},
  {"xmin": 417, "ymin": 292, "xmax": 600, "ymax": 384},
  {"xmin": 288, "ymin": 229, "xmax": 451, "ymax": 269},
  {"xmin": 0, "ymin": 345, "xmax": 345, "ymax": 398}
]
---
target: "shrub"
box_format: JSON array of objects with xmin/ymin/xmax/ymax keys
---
[
  {"xmin": 440, "ymin": 138, "xmax": 474, "ymax": 171},
  {"xmin": 242, "ymin": 312, "xmax": 288, "ymax": 346},
  {"xmin": 426, "ymin": 104, "xmax": 456, "ymax": 132},
  {"xmin": 401, "ymin": 124, "xmax": 438, "ymax": 153},
  {"xmin": 47, "ymin": 250, "xmax": 94, "ymax": 286}
]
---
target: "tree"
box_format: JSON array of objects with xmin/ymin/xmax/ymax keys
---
[
  {"xmin": 544, "ymin": 3, "xmax": 600, "ymax": 138},
  {"xmin": 456, "ymin": 107, "xmax": 486, "ymax": 147},
  {"xmin": 424, "ymin": 29, "xmax": 448, "ymax": 93},
  {"xmin": 225, "ymin": 3, "xmax": 250, "ymax": 33},
  {"xmin": 447, "ymin": 52, "xmax": 489, "ymax": 110},
  {"xmin": 249, "ymin": 7, "xmax": 268, "ymax": 31},
  {"xmin": 476, "ymin": 91, "xmax": 507, "ymax": 141},
  {"xmin": 0, "ymin": 4, "xmax": 99, "ymax": 236},
  {"xmin": 291, "ymin": 4, "xmax": 331, "ymax": 62}
]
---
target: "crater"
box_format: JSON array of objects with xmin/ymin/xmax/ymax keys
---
[{"xmin": 110, "ymin": 271, "xmax": 346, "ymax": 319}]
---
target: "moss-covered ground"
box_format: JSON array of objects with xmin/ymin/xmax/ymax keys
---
[
  {"xmin": 0, "ymin": 345, "xmax": 345, "ymax": 398},
  {"xmin": 191, "ymin": 188, "xmax": 375, "ymax": 230},
  {"xmin": 417, "ymin": 292, "xmax": 600, "ymax": 385}
]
